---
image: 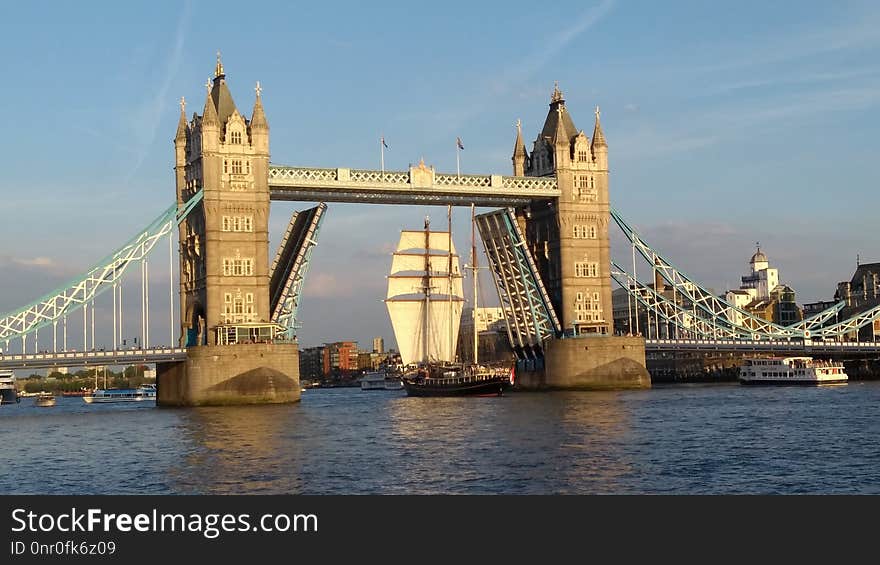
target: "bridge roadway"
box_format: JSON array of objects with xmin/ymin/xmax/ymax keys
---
[
  {"xmin": 646, "ymin": 339, "xmax": 880, "ymax": 357},
  {"xmin": 0, "ymin": 348, "xmax": 187, "ymax": 370},
  {"xmin": 268, "ymin": 165, "xmax": 560, "ymax": 206}
]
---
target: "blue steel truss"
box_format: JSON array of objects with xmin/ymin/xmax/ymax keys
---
[
  {"xmin": 475, "ymin": 208, "xmax": 561, "ymax": 359},
  {"xmin": 0, "ymin": 191, "xmax": 203, "ymax": 345},
  {"xmin": 610, "ymin": 208, "xmax": 880, "ymax": 341}
]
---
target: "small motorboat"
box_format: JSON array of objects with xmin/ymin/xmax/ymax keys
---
[{"xmin": 34, "ymin": 392, "xmax": 57, "ymax": 407}]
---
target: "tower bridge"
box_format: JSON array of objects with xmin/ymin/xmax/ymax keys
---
[{"xmin": 2, "ymin": 57, "xmax": 878, "ymax": 401}]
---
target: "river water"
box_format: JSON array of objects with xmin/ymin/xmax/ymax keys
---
[{"xmin": 2, "ymin": 382, "xmax": 879, "ymax": 494}]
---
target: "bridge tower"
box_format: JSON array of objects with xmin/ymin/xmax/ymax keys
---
[
  {"xmin": 158, "ymin": 55, "xmax": 300, "ymax": 406},
  {"xmin": 514, "ymin": 84, "xmax": 649, "ymax": 389}
]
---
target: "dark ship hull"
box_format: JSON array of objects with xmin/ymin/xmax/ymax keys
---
[{"xmin": 402, "ymin": 365, "xmax": 514, "ymax": 397}]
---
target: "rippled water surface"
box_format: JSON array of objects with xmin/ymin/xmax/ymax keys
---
[{"xmin": 3, "ymin": 382, "xmax": 879, "ymax": 494}]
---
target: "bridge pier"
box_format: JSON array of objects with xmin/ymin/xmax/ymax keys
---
[
  {"xmin": 516, "ymin": 335, "xmax": 650, "ymax": 390},
  {"xmin": 157, "ymin": 343, "xmax": 300, "ymax": 406}
]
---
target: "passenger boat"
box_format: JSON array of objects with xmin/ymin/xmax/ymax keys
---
[
  {"xmin": 360, "ymin": 370, "xmax": 404, "ymax": 391},
  {"xmin": 360, "ymin": 371, "xmax": 387, "ymax": 391},
  {"xmin": 83, "ymin": 383, "xmax": 157, "ymax": 404},
  {"xmin": 739, "ymin": 357, "xmax": 848, "ymax": 385},
  {"xmin": 33, "ymin": 392, "xmax": 57, "ymax": 407},
  {"xmin": 387, "ymin": 206, "xmax": 514, "ymax": 397},
  {"xmin": 0, "ymin": 370, "xmax": 20, "ymax": 405}
]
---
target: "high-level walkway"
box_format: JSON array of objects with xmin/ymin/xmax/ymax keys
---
[{"xmin": 268, "ymin": 165, "xmax": 560, "ymax": 206}]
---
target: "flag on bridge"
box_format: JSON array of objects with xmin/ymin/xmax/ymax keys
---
[
  {"xmin": 382, "ymin": 136, "xmax": 389, "ymax": 149},
  {"xmin": 456, "ymin": 137, "xmax": 464, "ymax": 150}
]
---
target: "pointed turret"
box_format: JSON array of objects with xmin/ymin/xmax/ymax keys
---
[
  {"xmin": 591, "ymin": 105, "xmax": 607, "ymax": 170},
  {"xmin": 201, "ymin": 80, "xmax": 219, "ymax": 127},
  {"xmin": 512, "ymin": 118, "xmax": 528, "ymax": 175},
  {"xmin": 174, "ymin": 96, "xmax": 188, "ymax": 205},
  {"xmin": 250, "ymin": 81, "xmax": 269, "ymax": 154},
  {"xmin": 591, "ymin": 105, "xmax": 607, "ymax": 149},
  {"xmin": 250, "ymin": 81, "xmax": 268, "ymax": 131},
  {"xmin": 175, "ymin": 97, "xmax": 188, "ymax": 141}
]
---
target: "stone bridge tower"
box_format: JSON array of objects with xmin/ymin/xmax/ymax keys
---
[
  {"xmin": 513, "ymin": 84, "xmax": 649, "ymax": 389},
  {"xmin": 515, "ymin": 83, "xmax": 612, "ymax": 336},
  {"xmin": 159, "ymin": 55, "xmax": 300, "ymax": 406}
]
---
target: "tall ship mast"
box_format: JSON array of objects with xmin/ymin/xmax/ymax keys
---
[{"xmin": 385, "ymin": 214, "xmax": 464, "ymax": 365}]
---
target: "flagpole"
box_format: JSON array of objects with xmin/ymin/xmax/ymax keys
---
[
  {"xmin": 456, "ymin": 143, "xmax": 460, "ymax": 177},
  {"xmin": 380, "ymin": 135, "xmax": 385, "ymax": 173}
]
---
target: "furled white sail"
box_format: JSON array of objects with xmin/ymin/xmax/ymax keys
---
[
  {"xmin": 390, "ymin": 253, "xmax": 461, "ymax": 275},
  {"xmin": 396, "ymin": 231, "xmax": 457, "ymax": 254},
  {"xmin": 386, "ymin": 223, "xmax": 465, "ymax": 365},
  {"xmin": 386, "ymin": 275, "xmax": 463, "ymax": 300}
]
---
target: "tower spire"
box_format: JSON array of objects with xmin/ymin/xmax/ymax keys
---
[
  {"xmin": 202, "ymin": 80, "xmax": 219, "ymax": 127},
  {"xmin": 591, "ymin": 105, "xmax": 607, "ymax": 149},
  {"xmin": 251, "ymin": 81, "xmax": 268, "ymax": 131},
  {"xmin": 512, "ymin": 118, "xmax": 528, "ymax": 175},
  {"xmin": 214, "ymin": 50, "xmax": 225, "ymax": 79},
  {"xmin": 551, "ymin": 81, "xmax": 564, "ymax": 104},
  {"xmin": 175, "ymin": 96, "xmax": 187, "ymax": 140}
]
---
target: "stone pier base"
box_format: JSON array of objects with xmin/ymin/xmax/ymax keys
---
[
  {"xmin": 157, "ymin": 342, "xmax": 300, "ymax": 406},
  {"xmin": 516, "ymin": 335, "xmax": 650, "ymax": 390}
]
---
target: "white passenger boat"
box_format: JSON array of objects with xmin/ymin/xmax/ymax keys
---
[
  {"xmin": 83, "ymin": 384, "xmax": 157, "ymax": 403},
  {"xmin": 360, "ymin": 371, "xmax": 403, "ymax": 391},
  {"xmin": 0, "ymin": 370, "xmax": 19, "ymax": 404},
  {"xmin": 739, "ymin": 357, "xmax": 848, "ymax": 385}
]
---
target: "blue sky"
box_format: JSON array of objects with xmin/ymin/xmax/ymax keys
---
[{"xmin": 1, "ymin": 0, "xmax": 879, "ymax": 351}]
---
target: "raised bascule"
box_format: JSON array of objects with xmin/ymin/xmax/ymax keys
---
[{"xmin": 2, "ymin": 56, "xmax": 879, "ymax": 400}]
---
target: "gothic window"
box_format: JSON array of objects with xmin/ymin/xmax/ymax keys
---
[
  {"xmin": 223, "ymin": 160, "xmax": 228, "ymax": 174},
  {"xmin": 575, "ymin": 262, "xmax": 599, "ymax": 278},
  {"xmin": 230, "ymin": 131, "xmax": 242, "ymax": 144},
  {"xmin": 222, "ymin": 258, "xmax": 254, "ymax": 276},
  {"xmin": 222, "ymin": 215, "xmax": 254, "ymax": 232},
  {"xmin": 246, "ymin": 160, "xmax": 251, "ymax": 175},
  {"xmin": 573, "ymin": 224, "xmax": 598, "ymax": 239},
  {"xmin": 231, "ymin": 160, "xmax": 243, "ymax": 174},
  {"xmin": 223, "ymin": 292, "xmax": 256, "ymax": 323},
  {"xmin": 577, "ymin": 150, "xmax": 589, "ymax": 162},
  {"xmin": 573, "ymin": 176, "xmax": 597, "ymax": 201}
]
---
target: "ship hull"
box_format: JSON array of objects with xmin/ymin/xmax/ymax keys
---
[
  {"xmin": 0, "ymin": 388, "xmax": 19, "ymax": 404},
  {"xmin": 402, "ymin": 376, "xmax": 509, "ymax": 397},
  {"xmin": 739, "ymin": 377, "xmax": 848, "ymax": 386}
]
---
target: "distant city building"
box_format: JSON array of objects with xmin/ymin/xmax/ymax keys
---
[
  {"xmin": 299, "ymin": 345, "xmax": 326, "ymax": 379},
  {"xmin": 372, "ymin": 336, "xmax": 384, "ymax": 354},
  {"xmin": 834, "ymin": 262, "xmax": 880, "ymax": 340},
  {"xmin": 457, "ymin": 307, "xmax": 512, "ymax": 363},
  {"xmin": 725, "ymin": 245, "xmax": 801, "ymax": 326},
  {"xmin": 323, "ymin": 341, "xmax": 359, "ymax": 376},
  {"xmin": 740, "ymin": 245, "xmax": 779, "ymax": 301}
]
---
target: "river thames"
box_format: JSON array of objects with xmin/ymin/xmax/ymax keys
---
[{"xmin": 2, "ymin": 382, "xmax": 879, "ymax": 494}]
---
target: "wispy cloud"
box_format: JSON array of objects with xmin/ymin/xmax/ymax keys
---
[
  {"xmin": 690, "ymin": 8, "xmax": 880, "ymax": 74},
  {"xmin": 508, "ymin": 0, "xmax": 617, "ymax": 83},
  {"xmin": 12, "ymin": 257, "xmax": 55, "ymax": 268},
  {"xmin": 440, "ymin": 0, "xmax": 617, "ymax": 133},
  {"xmin": 124, "ymin": 1, "xmax": 192, "ymax": 184}
]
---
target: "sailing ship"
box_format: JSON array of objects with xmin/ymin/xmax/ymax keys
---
[{"xmin": 386, "ymin": 205, "xmax": 514, "ymax": 397}]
